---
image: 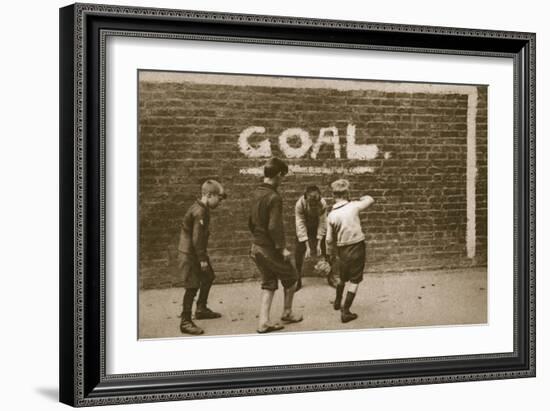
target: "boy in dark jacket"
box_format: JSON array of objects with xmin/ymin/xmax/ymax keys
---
[
  {"xmin": 249, "ymin": 158, "xmax": 302, "ymax": 333},
  {"xmin": 177, "ymin": 180, "xmax": 226, "ymax": 335}
]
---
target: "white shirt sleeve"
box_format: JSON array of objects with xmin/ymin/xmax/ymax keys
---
[
  {"xmin": 325, "ymin": 214, "xmax": 334, "ymax": 256},
  {"xmin": 295, "ymin": 197, "xmax": 309, "ymax": 242}
]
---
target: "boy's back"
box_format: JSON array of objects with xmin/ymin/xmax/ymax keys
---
[
  {"xmin": 248, "ymin": 183, "xmax": 284, "ymax": 250},
  {"xmin": 327, "ymin": 200, "xmax": 365, "ymax": 247},
  {"xmin": 326, "ymin": 179, "xmax": 374, "ymax": 323}
]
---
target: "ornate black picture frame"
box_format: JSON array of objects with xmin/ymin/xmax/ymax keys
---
[{"xmin": 59, "ymin": 3, "xmax": 535, "ymax": 407}]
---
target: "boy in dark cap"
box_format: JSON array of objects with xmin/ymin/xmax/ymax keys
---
[
  {"xmin": 249, "ymin": 158, "xmax": 303, "ymax": 333},
  {"xmin": 326, "ymin": 179, "xmax": 374, "ymax": 323},
  {"xmin": 177, "ymin": 179, "xmax": 227, "ymax": 335}
]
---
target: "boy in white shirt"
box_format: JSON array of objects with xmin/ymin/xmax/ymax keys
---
[{"xmin": 326, "ymin": 179, "xmax": 374, "ymax": 323}]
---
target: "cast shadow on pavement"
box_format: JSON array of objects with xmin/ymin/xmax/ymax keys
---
[{"xmin": 36, "ymin": 387, "xmax": 58, "ymax": 402}]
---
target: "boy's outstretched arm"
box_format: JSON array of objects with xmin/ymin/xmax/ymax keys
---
[
  {"xmin": 295, "ymin": 200, "xmax": 308, "ymax": 243},
  {"xmin": 356, "ymin": 195, "xmax": 375, "ymax": 211}
]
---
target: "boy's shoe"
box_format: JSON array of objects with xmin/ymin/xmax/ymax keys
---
[
  {"xmin": 180, "ymin": 320, "xmax": 204, "ymax": 335},
  {"xmin": 257, "ymin": 323, "xmax": 285, "ymax": 334},
  {"xmin": 341, "ymin": 311, "xmax": 358, "ymax": 323},
  {"xmin": 281, "ymin": 313, "xmax": 303, "ymax": 324},
  {"xmin": 195, "ymin": 307, "xmax": 222, "ymax": 320}
]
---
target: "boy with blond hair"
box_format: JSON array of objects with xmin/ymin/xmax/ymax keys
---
[{"xmin": 326, "ymin": 179, "xmax": 374, "ymax": 323}]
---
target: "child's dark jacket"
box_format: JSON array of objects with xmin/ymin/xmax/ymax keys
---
[
  {"xmin": 178, "ymin": 200, "xmax": 210, "ymax": 262},
  {"xmin": 248, "ymin": 183, "xmax": 285, "ymax": 250}
]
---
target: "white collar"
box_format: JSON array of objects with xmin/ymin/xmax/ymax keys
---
[{"xmin": 332, "ymin": 200, "xmax": 349, "ymax": 210}]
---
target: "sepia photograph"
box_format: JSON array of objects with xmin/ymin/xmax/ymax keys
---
[
  {"xmin": 57, "ymin": 2, "xmax": 536, "ymax": 406},
  {"xmin": 137, "ymin": 70, "xmax": 488, "ymax": 339}
]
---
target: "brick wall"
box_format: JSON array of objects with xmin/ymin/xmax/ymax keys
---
[{"xmin": 138, "ymin": 72, "xmax": 487, "ymax": 289}]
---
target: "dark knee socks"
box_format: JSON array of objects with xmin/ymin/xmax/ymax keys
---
[
  {"xmin": 296, "ymin": 256, "xmax": 304, "ymax": 277},
  {"xmin": 334, "ymin": 283, "xmax": 345, "ymax": 310},
  {"xmin": 197, "ymin": 279, "xmax": 213, "ymax": 309},
  {"xmin": 342, "ymin": 291, "xmax": 356, "ymax": 314},
  {"xmin": 182, "ymin": 288, "xmax": 198, "ymax": 321}
]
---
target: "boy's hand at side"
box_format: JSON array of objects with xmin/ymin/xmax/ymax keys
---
[
  {"xmin": 200, "ymin": 261, "xmax": 209, "ymax": 271},
  {"xmin": 304, "ymin": 242, "xmax": 311, "ymax": 259}
]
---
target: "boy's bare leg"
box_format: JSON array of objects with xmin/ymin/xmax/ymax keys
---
[
  {"xmin": 281, "ymin": 282, "xmax": 303, "ymax": 323},
  {"xmin": 259, "ymin": 289, "xmax": 276, "ymax": 329}
]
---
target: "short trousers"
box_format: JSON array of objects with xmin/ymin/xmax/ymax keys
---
[
  {"xmin": 176, "ymin": 252, "xmax": 215, "ymax": 290},
  {"xmin": 337, "ymin": 241, "xmax": 366, "ymax": 284},
  {"xmin": 249, "ymin": 244, "xmax": 298, "ymax": 291}
]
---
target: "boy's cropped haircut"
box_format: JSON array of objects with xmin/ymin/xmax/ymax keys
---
[
  {"xmin": 263, "ymin": 157, "xmax": 289, "ymax": 178},
  {"xmin": 201, "ymin": 179, "xmax": 227, "ymax": 198},
  {"xmin": 305, "ymin": 185, "xmax": 321, "ymax": 196},
  {"xmin": 331, "ymin": 179, "xmax": 350, "ymax": 197}
]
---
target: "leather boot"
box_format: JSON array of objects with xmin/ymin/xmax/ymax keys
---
[{"xmin": 180, "ymin": 311, "xmax": 204, "ymax": 335}]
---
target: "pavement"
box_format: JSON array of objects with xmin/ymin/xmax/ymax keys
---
[{"xmin": 139, "ymin": 267, "xmax": 487, "ymax": 339}]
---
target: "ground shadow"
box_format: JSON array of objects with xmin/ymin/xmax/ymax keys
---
[{"xmin": 36, "ymin": 387, "xmax": 58, "ymax": 402}]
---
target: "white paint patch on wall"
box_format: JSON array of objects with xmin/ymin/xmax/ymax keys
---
[
  {"xmin": 466, "ymin": 90, "xmax": 479, "ymax": 259},
  {"xmin": 238, "ymin": 126, "xmax": 271, "ymax": 158},
  {"xmin": 239, "ymin": 165, "xmax": 375, "ymax": 176},
  {"xmin": 239, "ymin": 123, "xmax": 380, "ymax": 161},
  {"xmin": 141, "ymin": 71, "xmax": 481, "ymax": 96},
  {"xmin": 346, "ymin": 124, "xmax": 379, "ymax": 160},
  {"xmin": 310, "ymin": 127, "xmax": 341, "ymax": 159},
  {"xmin": 278, "ymin": 128, "xmax": 313, "ymax": 158}
]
